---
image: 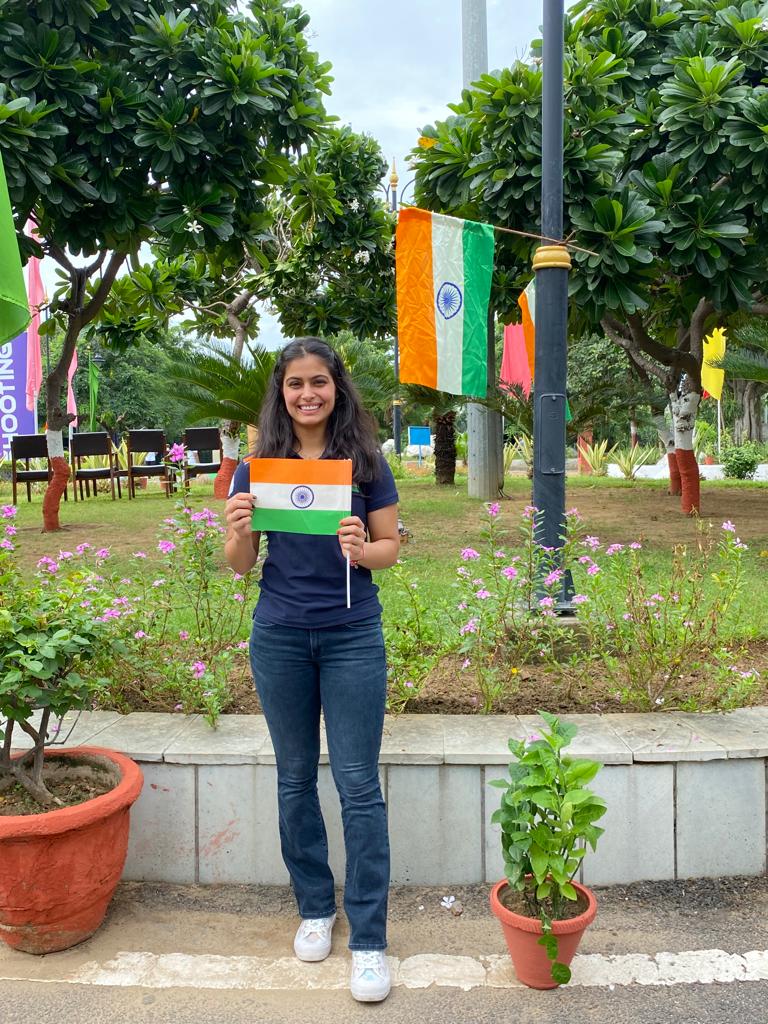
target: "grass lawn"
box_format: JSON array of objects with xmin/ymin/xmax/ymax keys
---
[{"xmin": 3, "ymin": 471, "xmax": 767, "ymax": 716}]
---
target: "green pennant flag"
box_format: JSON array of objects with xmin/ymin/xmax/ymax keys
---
[{"xmin": 0, "ymin": 153, "xmax": 30, "ymax": 346}]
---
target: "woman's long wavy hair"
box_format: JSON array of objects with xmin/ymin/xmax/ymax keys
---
[{"xmin": 255, "ymin": 337, "xmax": 382, "ymax": 484}]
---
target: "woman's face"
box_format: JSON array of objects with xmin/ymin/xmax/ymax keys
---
[{"xmin": 281, "ymin": 353, "xmax": 337, "ymax": 431}]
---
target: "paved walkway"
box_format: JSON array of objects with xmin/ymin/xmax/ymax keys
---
[{"xmin": 1, "ymin": 878, "xmax": 767, "ymax": 1023}]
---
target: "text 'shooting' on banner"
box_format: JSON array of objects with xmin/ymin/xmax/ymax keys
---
[{"xmin": 0, "ymin": 333, "xmax": 36, "ymax": 460}]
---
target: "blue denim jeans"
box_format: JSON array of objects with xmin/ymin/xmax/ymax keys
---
[{"xmin": 249, "ymin": 617, "xmax": 390, "ymax": 950}]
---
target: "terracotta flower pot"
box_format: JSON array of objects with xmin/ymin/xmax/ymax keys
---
[
  {"xmin": 489, "ymin": 879, "xmax": 597, "ymax": 989},
  {"xmin": 0, "ymin": 747, "xmax": 143, "ymax": 954}
]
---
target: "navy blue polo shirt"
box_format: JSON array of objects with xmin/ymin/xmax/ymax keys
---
[{"xmin": 229, "ymin": 452, "xmax": 399, "ymax": 627}]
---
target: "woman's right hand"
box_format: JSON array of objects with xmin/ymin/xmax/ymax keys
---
[{"xmin": 225, "ymin": 492, "xmax": 256, "ymax": 540}]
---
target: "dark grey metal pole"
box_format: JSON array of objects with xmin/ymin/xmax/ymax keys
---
[
  {"xmin": 533, "ymin": 0, "xmax": 571, "ymax": 601},
  {"xmin": 389, "ymin": 163, "xmax": 402, "ymax": 456}
]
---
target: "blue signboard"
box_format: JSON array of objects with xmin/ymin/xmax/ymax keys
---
[{"xmin": 407, "ymin": 426, "xmax": 431, "ymax": 449}]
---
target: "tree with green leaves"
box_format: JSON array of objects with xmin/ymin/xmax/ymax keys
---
[
  {"xmin": 411, "ymin": 0, "xmax": 768, "ymax": 515},
  {"xmin": 0, "ymin": 0, "xmax": 330, "ymax": 528}
]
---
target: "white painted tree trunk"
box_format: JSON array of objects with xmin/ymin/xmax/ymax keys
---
[
  {"xmin": 669, "ymin": 391, "xmax": 700, "ymax": 451},
  {"xmin": 221, "ymin": 433, "xmax": 240, "ymax": 461},
  {"xmin": 46, "ymin": 429, "xmax": 65, "ymax": 459},
  {"xmin": 652, "ymin": 414, "xmax": 675, "ymax": 458}
]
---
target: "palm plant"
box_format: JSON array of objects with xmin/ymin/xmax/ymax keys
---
[{"xmin": 402, "ymin": 385, "xmax": 462, "ymax": 485}]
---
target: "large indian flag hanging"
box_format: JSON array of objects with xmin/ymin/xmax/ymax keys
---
[
  {"xmin": 396, "ymin": 207, "xmax": 494, "ymax": 396},
  {"xmin": 250, "ymin": 458, "xmax": 352, "ymax": 535}
]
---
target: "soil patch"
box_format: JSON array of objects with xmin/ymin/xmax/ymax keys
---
[
  {"xmin": 0, "ymin": 757, "xmax": 119, "ymax": 816},
  {"xmin": 497, "ymin": 884, "xmax": 589, "ymax": 922}
]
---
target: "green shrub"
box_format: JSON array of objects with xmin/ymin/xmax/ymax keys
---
[{"xmin": 721, "ymin": 442, "xmax": 761, "ymax": 480}]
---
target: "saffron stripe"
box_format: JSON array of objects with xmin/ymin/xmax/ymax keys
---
[
  {"xmin": 251, "ymin": 508, "xmax": 346, "ymax": 536},
  {"xmin": 396, "ymin": 208, "xmax": 437, "ymax": 388},
  {"xmin": 249, "ymin": 458, "xmax": 352, "ymax": 487},
  {"xmin": 461, "ymin": 218, "xmax": 495, "ymax": 396}
]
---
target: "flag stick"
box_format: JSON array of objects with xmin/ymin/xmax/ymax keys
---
[
  {"xmin": 717, "ymin": 399, "xmax": 722, "ymax": 457},
  {"xmin": 346, "ymin": 551, "xmax": 351, "ymax": 609}
]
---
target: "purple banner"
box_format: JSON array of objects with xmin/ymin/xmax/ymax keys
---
[{"xmin": 0, "ymin": 332, "xmax": 37, "ymax": 460}]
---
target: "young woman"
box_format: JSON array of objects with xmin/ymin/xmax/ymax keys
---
[{"xmin": 224, "ymin": 337, "xmax": 400, "ymax": 1003}]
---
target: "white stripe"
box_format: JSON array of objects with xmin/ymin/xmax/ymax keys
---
[
  {"xmin": 432, "ymin": 213, "xmax": 464, "ymax": 395},
  {"xmin": 1, "ymin": 948, "xmax": 766, "ymax": 991},
  {"xmin": 248, "ymin": 481, "xmax": 350, "ymax": 512}
]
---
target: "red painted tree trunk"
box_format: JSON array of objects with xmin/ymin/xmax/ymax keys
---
[
  {"xmin": 667, "ymin": 452, "xmax": 682, "ymax": 496},
  {"xmin": 42, "ymin": 457, "xmax": 70, "ymax": 532}
]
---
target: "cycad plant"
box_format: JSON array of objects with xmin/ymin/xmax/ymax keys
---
[
  {"xmin": 160, "ymin": 342, "xmax": 276, "ymax": 442},
  {"xmin": 402, "ymin": 385, "xmax": 461, "ymax": 485}
]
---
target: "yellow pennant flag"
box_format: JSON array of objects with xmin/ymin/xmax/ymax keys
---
[{"xmin": 701, "ymin": 327, "xmax": 726, "ymax": 401}]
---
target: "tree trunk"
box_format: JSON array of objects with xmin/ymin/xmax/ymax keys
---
[
  {"xmin": 213, "ymin": 290, "xmax": 253, "ymax": 499},
  {"xmin": 214, "ymin": 426, "xmax": 241, "ymax": 499},
  {"xmin": 670, "ymin": 390, "xmax": 701, "ymax": 515},
  {"xmin": 433, "ymin": 410, "xmax": 457, "ymax": 486},
  {"xmin": 577, "ymin": 428, "xmax": 593, "ymax": 475},
  {"xmin": 732, "ymin": 380, "xmax": 766, "ymax": 445},
  {"xmin": 41, "ymin": 251, "xmax": 126, "ymax": 530},
  {"xmin": 630, "ymin": 414, "xmax": 639, "ymax": 449},
  {"xmin": 653, "ymin": 413, "xmax": 680, "ymax": 496}
]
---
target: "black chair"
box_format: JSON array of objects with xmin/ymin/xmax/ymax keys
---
[
  {"xmin": 70, "ymin": 431, "xmax": 121, "ymax": 501},
  {"xmin": 182, "ymin": 427, "xmax": 223, "ymax": 488},
  {"xmin": 11, "ymin": 434, "xmax": 52, "ymax": 504},
  {"xmin": 125, "ymin": 429, "xmax": 172, "ymax": 498}
]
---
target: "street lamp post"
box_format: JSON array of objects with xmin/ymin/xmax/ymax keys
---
[
  {"xmin": 532, "ymin": 0, "xmax": 572, "ymax": 605},
  {"xmin": 387, "ymin": 160, "xmax": 405, "ymax": 456}
]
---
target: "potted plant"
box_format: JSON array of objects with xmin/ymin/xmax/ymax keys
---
[
  {"xmin": 0, "ymin": 505, "xmax": 143, "ymax": 954},
  {"xmin": 489, "ymin": 710, "xmax": 606, "ymax": 989}
]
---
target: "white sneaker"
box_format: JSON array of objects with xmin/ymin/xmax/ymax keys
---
[
  {"xmin": 293, "ymin": 914, "xmax": 336, "ymax": 962},
  {"xmin": 350, "ymin": 950, "xmax": 391, "ymax": 1002}
]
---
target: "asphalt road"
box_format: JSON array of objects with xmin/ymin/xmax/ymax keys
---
[{"xmin": 1, "ymin": 877, "xmax": 766, "ymax": 1024}]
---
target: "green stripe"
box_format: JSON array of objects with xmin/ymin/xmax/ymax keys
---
[
  {"xmin": 252, "ymin": 508, "xmax": 346, "ymax": 536},
  {"xmin": 461, "ymin": 219, "xmax": 495, "ymax": 396}
]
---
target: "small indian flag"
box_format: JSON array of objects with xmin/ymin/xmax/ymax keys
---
[
  {"xmin": 250, "ymin": 458, "xmax": 352, "ymax": 535},
  {"xmin": 396, "ymin": 207, "xmax": 494, "ymax": 396}
]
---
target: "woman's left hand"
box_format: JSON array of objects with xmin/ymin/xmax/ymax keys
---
[{"xmin": 337, "ymin": 516, "xmax": 366, "ymax": 563}]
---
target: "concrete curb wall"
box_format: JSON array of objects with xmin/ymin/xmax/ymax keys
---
[{"xmin": 14, "ymin": 708, "xmax": 768, "ymax": 887}]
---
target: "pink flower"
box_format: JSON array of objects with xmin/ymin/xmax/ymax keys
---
[
  {"xmin": 457, "ymin": 601, "xmax": 468, "ymax": 611},
  {"xmin": 494, "ymin": 550, "xmax": 506, "ymax": 559},
  {"xmin": 158, "ymin": 540, "xmax": 176, "ymax": 555},
  {"xmin": 629, "ymin": 542, "xmax": 642, "ymax": 550},
  {"xmin": 233, "ymin": 593, "xmax": 245, "ymax": 602},
  {"xmin": 722, "ymin": 520, "xmax": 736, "ymax": 533},
  {"xmin": 133, "ymin": 551, "xmax": 147, "ymax": 559},
  {"xmin": 5, "ymin": 524, "xmax": 17, "ymax": 536},
  {"xmin": 191, "ymin": 661, "xmax": 206, "ymax": 678},
  {"xmin": 539, "ymin": 596, "xmax": 555, "ymax": 608},
  {"xmin": 461, "ymin": 548, "xmax": 481, "ymax": 561},
  {"xmin": 134, "ymin": 630, "xmax": 148, "ymax": 639},
  {"xmin": 571, "ymin": 594, "xmax": 588, "ymax": 605},
  {"xmin": 404, "ymin": 681, "xmax": 414, "ymax": 689},
  {"xmin": 522, "ymin": 505, "xmax": 538, "ymax": 519},
  {"xmin": 544, "ymin": 569, "xmax": 563, "ymax": 587},
  {"xmin": 121, "ymin": 578, "xmax": 132, "ymax": 585},
  {"xmin": 174, "ymin": 703, "xmax": 183, "ymax": 711},
  {"xmin": 459, "ymin": 618, "xmax": 479, "ymax": 635},
  {"xmin": 95, "ymin": 548, "xmax": 110, "ymax": 559},
  {"xmin": 472, "ymin": 578, "xmax": 484, "ymax": 586},
  {"xmin": 461, "ymin": 658, "xmax": 471, "ymax": 669},
  {"xmin": 487, "ymin": 502, "xmax": 500, "ymax": 517},
  {"xmin": 237, "ymin": 641, "xmax": 249, "ymax": 650},
  {"xmin": 476, "ymin": 589, "xmax": 491, "ymax": 600},
  {"xmin": 0, "ymin": 538, "xmax": 14, "ymax": 550},
  {"xmin": 233, "ymin": 573, "xmax": 244, "ymax": 581},
  {"xmin": 168, "ymin": 442, "xmax": 186, "ymax": 463},
  {"xmin": 37, "ymin": 556, "xmax": 59, "ymax": 574},
  {"xmin": 735, "ymin": 540, "xmax": 748, "ymax": 551},
  {"xmin": 179, "ymin": 630, "xmax": 190, "ymax": 640},
  {"xmin": 566, "ymin": 507, "xmax": 582, "ymax": 519},
  {"xmin": 195, "ymin": 530, "xmax": 205, "ymax": 540},
  {"xmin": 622, "ymin": 612, "xmax": 632, "ymax": 621},
  {"xmin": 583, "ymin": 536, "xmax": 600, "ymax": 550},
  {"xmin": 75, "ymin": 542, "xmax": 91, "ymax": 554},
  {"xmin": 152, "ymin": 578, "xmax": 165, "ymax": 587},
  {"xmin": 524, "ymin": 732, "xmax": 542, "ymax": 746},
  {"xmin": 578, "ymin": 555, "xmax": 594, "ymax": 565},
  {"xmin": 58, "ymin": 550, "xmax": 74, "ymax": 560},
  {"xmin": 502, "ymin": 566, "xmax": 518, "ymax": 580},
  {"xmin": 605, "ymin": 544, "xmax": 624, "ymax": 556},
  {"xmin": 80, "ymin": 600, "xmax": 92, "ymax": 608},
  {"xmin": 587, "ymin": 564, "xmax": 600, "ymax": 576},
  {"xmin": 456, "ymin": 567, "xmax": 470, "ymax": 577},
  {"xmin": 1, "ymin": 505, "xmax": 16, "ymax": 519}
]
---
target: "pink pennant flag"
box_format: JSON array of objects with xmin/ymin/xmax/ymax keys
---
[
  {"xmin": 25, "ymin": 221, "xmax": 44, "ymax": 412},
  {"xmin": 500, "ymin": 323, "xmax": 532, "ymax": 398},
  {"xmin": 67, "ymin": 346, "xmax": 78, "ymax": 427}
]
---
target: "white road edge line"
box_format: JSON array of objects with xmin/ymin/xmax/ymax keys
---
[{"xmin": 1, "ymin": 948, "xmax": 768, "ymax": 991}]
